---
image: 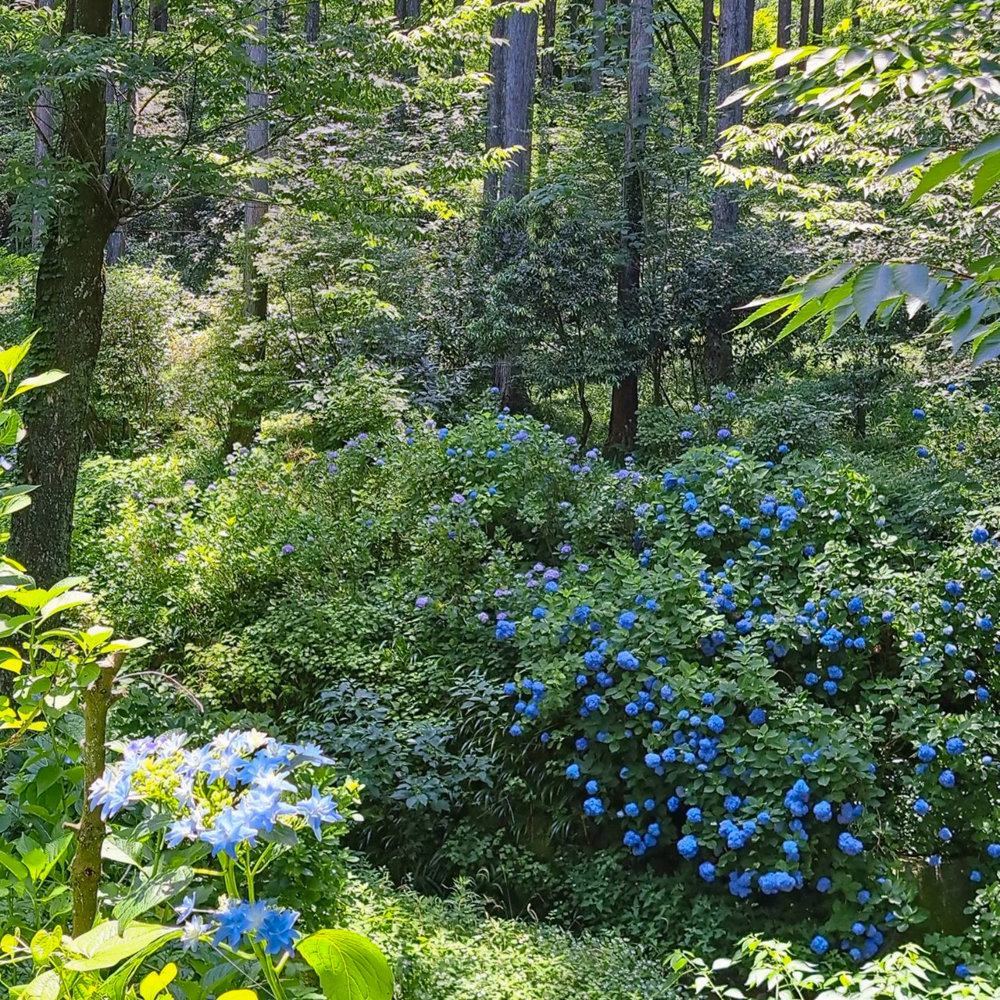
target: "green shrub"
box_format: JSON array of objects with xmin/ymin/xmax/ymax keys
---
[{"xmin": 345, "ymin": 867, "xmax": 675, "ymax": 1000}]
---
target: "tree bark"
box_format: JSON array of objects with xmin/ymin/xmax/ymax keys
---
[
  {"xmin": 705, "ymin": 0, "xmax": 754, "ymax": 387},
  {"xmin": 577, "ymin": 379, "xmax": 593, "ymax": 448},
  {"xmin": 607, "ymin": 0, "xmax": 652, "ymax": 450},
  {"xmin": 70, "ymin": 651, "xmax": 124, "ymax": 935},
  {"xmin": 710, "ymin": 0, "xmax": 753, "ymax": 232},
  {"xmin": 395, "ymin": 0, "xmax": 420, "ymax": 25},
  {"xmin": 498, "ymin": 9, "xmax": 538, "ymax": 200},
  {"xmin": 776, "ymin": 0, "xmax": 791, "ymax": 76},
  {"xmin": 696, "ymin": 0, "xmax": 714, "ymax": 143},
  {"xmin": 225, "ymin": 0, "xmax": 270, "ymax": 452},
  {"xmin": 484, "ymin": 10, "xmax": 507, "ymax": 205},
  {"xmin": 541, "ymin": 0, "xmax": 556, "ymax": 89},
  {"xmin": 798, "ymin": 0, "xmax": 809, "ymax": 45},
  {"xmin": 305, "ymin": 0, "xmax": 320, "ymax": 41},
  {"xmin": 31, "ymin": 0, "xmax": 56, "ymax": 251},
  {"xmin": 9, "ymin": 0, "xmax": 118, "ymax": 587},
  {"xmin": 591, "ymin": 0, "xmax": 606, "ymax": 92},
  {"xmin": 106, "ymin": 0, "xmax": 135, "ymax": 265},
  {"xmin": 812, "ymin": 0, "xmax": 824, "ymax": 42},
  {"xmin": 150, "ymin": 0, "xmax": 167, "ymax": 31}
]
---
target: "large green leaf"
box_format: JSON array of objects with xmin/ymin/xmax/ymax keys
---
[
  {"xmin": 0, "ymin": 336, "xmax": 35, "ymax": 381},
  {"xmin": 64, "ymin": 921, "xmax": 178, "ymax": 971},
  {"xmin": 851, "ymin": 263, "xmax": 895, "ymax": 327},
  {"xmin": 11, "ymin": 969, "xmax": 60, "ymax": 1000},
  {"xmin": 298, "ymin": 929, "xmax": 393, "ymax": 1000},
  {"xmin": 113, "ymin": 866, "xmax": 195, "ymax": 931},
  {"xmin": 9, "ymin": 370, "xmax": 67, "ymax": 398},
  {"xmin": 0, "ymin": 848, "xmax": 28, "ymax": 881},
  {"xmin": 906, "ymin": 149, "xmax": 965, "ymax": 203}
]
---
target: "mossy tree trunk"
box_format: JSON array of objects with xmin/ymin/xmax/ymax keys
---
[{"xmin": 9, "ymin": 0, "xmax": 119, "ymax": 587}]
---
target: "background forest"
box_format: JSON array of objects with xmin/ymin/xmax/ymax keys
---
[{"xmin": 2, "ymin": 0, "xmax": 1000, "ymax": 997}]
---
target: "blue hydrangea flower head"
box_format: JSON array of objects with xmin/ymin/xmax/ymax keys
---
[
  {"xmin": 495, "ymin": 620, "xmax": 516, "ymax": 641},
  {"xmin": 677, "ymin": 834, "xmax": 699, "ymax": 859},
  {"xmin": 810, "ymin": 935, "xmax": 829, "ymax": 955}
]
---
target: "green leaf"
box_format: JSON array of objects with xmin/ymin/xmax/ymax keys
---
[
  {"xmin": 103, "ymin": 835, "xmax": 147, "ymax": 870},
  {"xmin": 65, "ymin": 921, "xmax": 179, "ymax": 971},
  {"xmin": 972, "ymin": 152, "xmax": 1000, "ymax": 205},
  {"xmin": 732, "ymin": 293, "xmax": 800, "ymax": 331},
  {"xmin": 298, "ymin": 929, "xmax": 394, "ymax": 1000},
  {"xmin": 0, "ymin": 848, "xmax": 28, "ymax": 881},
  {"xmin": 38, "ymin": 589, "xmax": 93, "ymax": 622},
  {"xmin": 851, "ymin": 264, "xmax": 895, "ymax": 327},
  {"xmin": 139, "ymin": 962, "xmax": 177, "ymax": 1000},
  {"xmin": 971, "ymin": 323, "xmax": 1000, "ymax": 366},
  {"xmin": 907, "ymin": 150, "xmax": 965, "ymax": 204},
  {"xmin": 775, "ymin": 295, "xmax": 827, "ymax": 341},
  {"xmin": 11, "ymin": 969, "xmax": 60, "ymax": 1000},
  {"xmin": 21, "ymin": 835, "xmax": 72, "ymax": 883},
  {"xmin": 113, "ymin": 866, "xmax": 194, "ymax": 931},
  {"xmin": 0, "ymin": 336, "xmax": 35, "ymax": 381},
  {"xmin": 104, "ymin": 636, "xmax": 151, "ymax": 652},
  {"xmin": 961, "ymin": 133, "xmax": 1000, "ymax": 166},
  {"xmin": 9, "ymin": 370, "xmax": 68, "ymax": 398},
  {"xmin": 883, "ymin": 146, "xmax": 935, "ymax": 178}
]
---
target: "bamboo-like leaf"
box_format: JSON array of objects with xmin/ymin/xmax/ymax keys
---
[
  {"xmin": 732, "ymin": 292, "xmax": 801, "ymax": 330},
  {"xmin": 9, "ymin": 371, "xmax": 68, "ymax": 398},
  {"xmin": 883, "ymin": 146, "xmax": 935, "ymax": 177},
  {"xmin": 907, "ymin": 150, "xmax": 965, "ymax": 204},
  {"xmin": 852, "ymin": 264, "xmax": 895, "ymax": 327}
]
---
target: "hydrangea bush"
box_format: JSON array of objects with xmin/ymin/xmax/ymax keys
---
[
  {"xmin": 3, "ymin": 729, "xmax": 393, "ymax": 1000},
  {"xmin": 452, "ymin": 432, "xmax": 1000, "ymax": 970}
]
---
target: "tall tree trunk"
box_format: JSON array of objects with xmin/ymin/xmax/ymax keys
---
[
  {"xmin": 305, "ymin": 0, "xmax": 320, "ymax": 41},
  {"xmin": 798, "ymin": 0, "xmax": 809, "ymax": 45},
  {"xmin": 607, "ymin": 0, "xmax": 652, "ymax": 450},
  {"xmin": 591, "ymin": 0, "xmax": 606, "ymax": 92},
  {"xmin": 706, "ymin": 0, "xmax": 753, "ymax": 387},
  {"xmin": 812, "ymin": 0, "xmax": 824, "ymax": 42},
  {"xmin": 225, "ymin": 0, "xmax": 269, "ymax": 452},
  {"xmin": 9, "ymin": 0, "xmax": 118, "ymax": 587},
  {"xmin": 775, "ymin": 0, "xmax": 792, "ymax": 166},
  {"xmin": 484, "ymin": 10, "xmax": 507, "ymax": 205},
  {"xmin": 150, "ymin": 0, "xmax": 167, "ymax": 31},
  {"xmin": 106, "ymin": 0, "xmax": 134, "ymax": 264},
  {"xmin": 710, "ymin": 0, "xmax": 752, "ymax": 232},
  {"xmin": 696, "ymin": 0, "xmax": 714, "ymax": 143},
  {"xmin": 577, "ymin": 379, "xmax": 593, "ymax": 448},
  {"xmin": 541, "ymin": 0, "xmax": 556, "ymax": 89},
  {"xmin": 498, "ymin": 9, "xmax": 538, "ymax": 200},
  {"xmin": 776, "ymin": 0, "xmax": 791, "ymax": 74},
  {"xmin": 565, "ymin": 0, "xmax": 584, "ymax": 80},
  {"xmin": 31, "ymin": 0, "xmax": 56, "ymax": 251}
]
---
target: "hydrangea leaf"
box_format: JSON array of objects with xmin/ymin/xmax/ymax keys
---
[{"xmin": 298, "ymin": 929, "xmax": 393, "ymax": 1000}]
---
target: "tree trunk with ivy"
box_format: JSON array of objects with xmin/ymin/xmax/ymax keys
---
[{"xmin": 9, "ymin": 0, "xmax": 119, "ymax": 587}]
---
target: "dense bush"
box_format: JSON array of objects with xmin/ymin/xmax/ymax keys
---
[
  {"xmin": 68, "ymin": 395, "xmax": 1000, "ymax": 974},
  {"xmin": 346, "ymin": 867, "xmax": 674, "ymax": 1000},
  {"xmin": 486, "ymin": 439, "xmax": 1000, "ymax": 968}
]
